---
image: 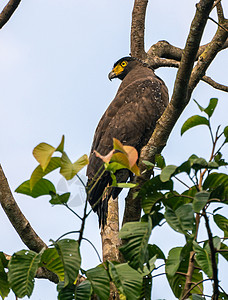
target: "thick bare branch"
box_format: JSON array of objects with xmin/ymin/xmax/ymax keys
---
[
  {"xmin": 130, "ymin": 0, "xmax": 148, "ymax": 59},
  {"xmin": 140, "ymin": 0, "xmax": 215, "ymax": 166},
  {"xmin": 189, "ymin": 20, "xmax": 228, "ymax": 94},
  {"xmin": 0, "ymin": 165, "xmax": 47, "ymax": 252},
  {"xmin": 101, "ymin": 196, "xmax": 121, "ymax": 262},
  {"xmin": 146, "ymin": 38, "xmax": 228, "ymax": 68},
  {"xmin": 0, "ymin": 0, "xmax": 21, "ymax": 29}
]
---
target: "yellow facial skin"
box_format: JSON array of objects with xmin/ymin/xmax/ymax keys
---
[{"xmin": 112, "ymin": 61, "xmax": 128, "ymax": 76}]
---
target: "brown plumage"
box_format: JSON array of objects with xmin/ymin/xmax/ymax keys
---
[{"xmin": 87, "ymin": 56, "xmax": 169, "ymax": 226}]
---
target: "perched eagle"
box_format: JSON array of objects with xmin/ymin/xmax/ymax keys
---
[{"xmin": 87, "ymin": 56, "xmax": 169, "ymax": 226}]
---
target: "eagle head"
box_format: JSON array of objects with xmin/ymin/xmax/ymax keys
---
[{"xmin": 108, "ymin": 56, "xmax": 139, "ymax": 81}]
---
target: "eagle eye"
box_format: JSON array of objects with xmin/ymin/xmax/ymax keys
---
[{"xmin": 121, "ymin": 61, "xmax": 127, "ymax": 67}]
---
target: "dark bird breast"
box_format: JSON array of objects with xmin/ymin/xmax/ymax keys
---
[{"xmin": 87, "ymin": 63, "xmax": 169, "ymax": 225}]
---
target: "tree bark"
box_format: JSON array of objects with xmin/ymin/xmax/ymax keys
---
[{"xmin": 0, "ymin": 0, "xmax": 21, "ymax": 29}]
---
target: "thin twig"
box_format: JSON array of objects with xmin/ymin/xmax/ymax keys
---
[
  {"xmin": 64, "ymin": 203, "xmax": 82, "ymax": 220},
  {"xmin": 78, "ymin": 198, "xmax": 89, "ymax": 246},
  {"xmin": 82, "ymin": 237, "xmax": 102, "ymax": 262},
  {"xmin": 151, "ymin": 272, "xmax": 166, "ymax": 279},
  {"xmin": 181, "ymin": 278, "xmax": 212, "ymax": 300},
  {"xmin": 202, "ymin": 76, "xmax": 228, "ymax": 92},
  {"xmin": 55, "ymin": 230, "xmax": 80, "ymax": 243},
  {"xmin": 208, "ymin": 16, "xmax": 228, "ymax": 33}
]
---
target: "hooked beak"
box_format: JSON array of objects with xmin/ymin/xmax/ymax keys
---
[{"xmin": 108, "ymin": 71, "xmax": 116, "ymax": 81}]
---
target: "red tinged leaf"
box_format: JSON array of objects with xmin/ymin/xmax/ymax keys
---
[
  {"xmin": 94, "ymin": 149, "xmax": 115, "ymax": 163},
  {"xmin": 123, "ymin": 145, "xmax": 138, "ymax": 168}
]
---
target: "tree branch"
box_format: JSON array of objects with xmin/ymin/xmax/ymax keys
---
[
  {"xmin": 139, "ymin": 0, "xmax": 215, "ymax": 173},
  {"xmin": 0, "ymin": 165, "xmax": 47, "ymax": 252},
  {"xmin": 130, "ymin": 0, "xmax": 148, "ymax": 59},
  {"xmin": 0, "ymin": 0, "xmax": 21, "ymax": 29},
  {"xmin": 101, "ymin": 196, "xmax": 122, "ymax": 262},
  {"xmin": 202, "ymin": 209, "xmax": 219, "ymax": 300},
  {"xmin": 202, "ymin": 75, "xmax": 228, "ymax": 92}
]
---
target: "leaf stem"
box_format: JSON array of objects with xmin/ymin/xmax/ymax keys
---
[
  {"xmin": 82, "ymin": 237, "xmax": 102, "ymax": 262},
  {"xmin": 64, "ymin": 203, "xmax": 82, "ymax": 220},
  {"xmin": 55, "ymin": 230, "xmax": 80, "ymax": 242}
]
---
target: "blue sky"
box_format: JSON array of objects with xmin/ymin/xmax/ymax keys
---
[{"xmin": 0, "ymin": 0, "xmax": 227, "ymax": 299}]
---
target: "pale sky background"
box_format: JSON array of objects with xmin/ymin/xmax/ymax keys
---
[{"xmin": 0, "ymin": 1, "xmax": 227, "ymax": 299}]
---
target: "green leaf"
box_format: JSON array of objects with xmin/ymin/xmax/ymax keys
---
[
  {"xmin": 214, "ymin": 152, "xmax": 228, "ymax": 167},
  {"xmin": 86, "ymin": 265, "xmax": 110, "ymax": 300},
  {"xmin": 57, "ymin": 280, "xmax": 92, "ymax": 300},
  {"xmin": 142, "ymin": 255, "xmax": 157, "ymax": 276},
  {"xmin": 164, "ymin": 204, "xmax": 194, "ymax": 235},
  {"xmin": 191, "ymin": 157, "xmax": 208, "ymax": 170},
  {"xmin": 167, "ymin": 255, "xmax": 203, "ymax": 298},
  {"xmin": 203, "ymin": 236, "xmax": 221, "ymax": 256},
  {"xmin": 33, "ymin": 142, "xmax": 56, "ymax": 170},
  {"xmin": 176, "ymin": 160, "xmax": 191, "ymax": 175},
  {"xmin": 54, "ymin": 239, "xmax": 81, "ymax": 287},
  {"xmin": 140, "ymin": 275, "xmax": 152, "ymax": 300},
  {"xmin": 30, "ymin": 157, "xmax": 61, "ymax": 190},
  {"xmin": 40, "ymin": 248, "xmax": 64, "ymax": 281},
  {"xmin": 57, "ymin": 283, "xmax": 75, "ymax": 300},
  {"xmin": 141, "ymin": 191, "xmax": 164, "ymax": 214},
  {"xmin": 108, "ymin": 262, "xmax": 143, "ymax": 300},
  {"xmin": 113, "ymin": 182, "xmax": 138, "ymax": 188},
  {"xmin": 193, "ymin": 191, "xmax": 210, "ymax": 213},
  {"xmin": 193, "ymin": 241, "xmax": 212, "ymax": 277},
  {"xmin": 75, "ymin": 280, "xmax": 92, "ymax": 300},
  {"xmin": 204, "ymin": 98, "xmax": 218, "ymax": 117},
  {"xmin": 213, "ymin": 214, "xmax": 228, "ymax": 237},
  {"xmin": 181, "ymin": 115, "xmax": 209, "ymax": 135},
  {"xmin": 142, "ymin": 160, "xmax": 155, "ymax": 169},
  {"xmin": 106, "ymin": 162, "xmax": 127, "ymax": 173},
  {"xmin": 165, "ymin": 247, "xmax": 182, "ymax": 276},
  {"xmin": 8, "ymin": 250, "xmax": 42, "ymax": 298},
  {"xmin": 203, "ymin": 172, "xmax": 228, "ymax": 202},
  {"xmin": 60, "ymin": 152, "xmax": 89, "ymax": 180},
  {"xmin": 147, "ymin": 244, "xmax": 165, "ymax": 260},
  {"xmin": 150, "ymin": 211, "xmax": 164, "ymax": 229},
  {"xmin": 140, "ymin": 175, "xmax": 173, "ymax": 214},
  {"xmin": 15, "ymin": 178, "xmax": 56, "ymax": 198},
  {"xmin": 0, "ymin": 253, "xmax": 8, "ymax": 268},
  {"xmin": 193, "ymin": 99, "xmax": 205, "ymax": 112},
  {"xmin": 224, "ymin": 126, "xmax": 228, "ymax": 140},
  {"xmin": 56, "ymin": 135, "xmax": 65, "ymax": 153},
  {"xmin": 155, "ymin": 154, "xmax": 166, "ymax": 169},
  {"xmin": 218, "ymin": 292, "xmax": 228, "ymax": 300},
  {"xmin": 119, "ymin": 218, "xmax": 152, "ymax": 271},
  {"xmin": 160, "ymin": 165, "xmax": 177, "ymax": 182},
  {"xmin": 0, "ymin": 258, "xmax": 9, "ymax": 299},
  {"xmin": 49, "ymin": 192, "xmax": 70, "ymax": 205},
  {"xmin": 219, "ymin": 243, "xmax": 228, "ymax": 261},
  {"xmin": 164, "ymin": 190, "xmax": 194, "ymax": 211}
]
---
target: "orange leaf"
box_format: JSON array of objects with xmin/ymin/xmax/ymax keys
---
[
  {"xmin": 94, "ymin": 149, "xmax": 115, "ymax": 163},
  {"xmin": 123, "ymin": 145, "xmax": 138, "ymax": 167}
]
